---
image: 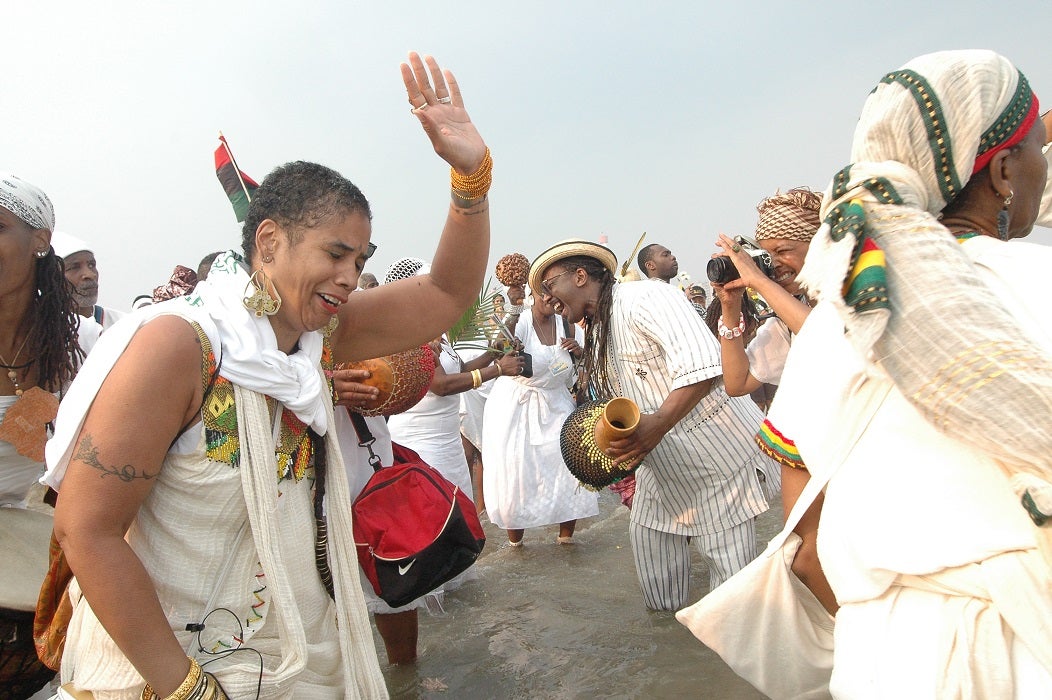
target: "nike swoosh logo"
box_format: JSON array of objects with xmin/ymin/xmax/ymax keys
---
[{"xmin": 398, "ymin": 560, "xmax": 416, "ymax": 575}]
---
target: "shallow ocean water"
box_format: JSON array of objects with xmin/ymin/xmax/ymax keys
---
[{"xmin": 374, "ymin": 489, "xmax": 781, "ymax": 699}]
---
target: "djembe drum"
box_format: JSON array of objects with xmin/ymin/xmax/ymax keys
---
[{"xmin": 0, "ymin": 507, "xmax": 57, "ymax": 699}]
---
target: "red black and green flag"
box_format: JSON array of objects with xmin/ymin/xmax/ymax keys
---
[{"xmin": 214, "ymin": 134, "xmax": 258, "ymax": 222}]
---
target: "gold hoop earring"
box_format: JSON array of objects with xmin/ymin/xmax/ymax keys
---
[{"xmin": 243, "ymin": 268, "xmax": 282, "ymax": 317}]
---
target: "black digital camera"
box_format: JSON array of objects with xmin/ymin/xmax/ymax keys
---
[{"xmin": 706, "ymin": 235, "xmax": 775, "ymax": 284}]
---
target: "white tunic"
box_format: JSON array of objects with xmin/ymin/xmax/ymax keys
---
[
  {"xmin": 481, "ymin": 313, "xmax": 598, "ymax": 529},
  {"xmin": 607, "ymin": 282, "xmax": 770, "ymax": 536}
]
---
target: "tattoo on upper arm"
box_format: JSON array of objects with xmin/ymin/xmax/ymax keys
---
[{"xmin": 74, "ymin": 433, "xmax": 157, "ymax": 482}]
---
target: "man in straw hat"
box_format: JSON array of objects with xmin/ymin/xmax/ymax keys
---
[{"xmin": 530, "ymin": 240, "xmax": 773, "ymax": 611}]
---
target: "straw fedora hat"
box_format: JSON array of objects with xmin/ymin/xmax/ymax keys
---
[{"xmin": 528, "ymin": 240, "xmax": 617, "ymax": 293}]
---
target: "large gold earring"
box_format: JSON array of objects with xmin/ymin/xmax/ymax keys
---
[
  {"xmin": 322, "ymin": 315, "xmax": 340, "ymax": 338},
  {"xmin": 243, "ymin": 268, "xmax": 282, "ymax": 317}
]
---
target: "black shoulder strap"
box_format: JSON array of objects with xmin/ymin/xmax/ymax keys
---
[{"xmin": 347, "ymin": 409, "xmax": 384, "ymax": 472}]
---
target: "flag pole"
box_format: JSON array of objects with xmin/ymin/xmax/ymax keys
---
[{"xmin": 218, "ymin": 131, "xmax": 254, "ymax": 204}]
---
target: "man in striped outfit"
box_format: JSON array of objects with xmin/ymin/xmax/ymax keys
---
[{"xmin": 530, "ymin": 241, "xmax": 773, "ymax": 611}]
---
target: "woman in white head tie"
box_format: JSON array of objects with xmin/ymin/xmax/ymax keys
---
[
  {"xmin": 766, "ymin": 50, "xmax": 1052, "ymax": 698},
  {"xmin": 0, "ymin": 174, "xmax": 84, "ymax": 508},
  {"xmin": 46, "ymin": 53, "xmax": 493, "ymax": 699}
]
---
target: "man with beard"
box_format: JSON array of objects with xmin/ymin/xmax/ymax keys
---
[
  {"xmin": 636, "ymin": 243, "xmax": 679, "ymax": 283},
  {"xmin": 52, "ymin": 231, "xmax": 124, "ymax": 330}
]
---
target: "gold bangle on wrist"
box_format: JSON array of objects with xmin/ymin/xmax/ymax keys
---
[
  {"xmin": 495, "ymin": 362, "xmax": 503, "ymax": 377},
  {"xmin": 142, "ymin": 657, "xmax": 202, "ymax": 700},
  {"xmin": 470, "ymin": 369, "xmax": 482, "ymax": 389},
  {"xmin": 451, "ymin": 147, "xmax": 492, "ymax": 200}
]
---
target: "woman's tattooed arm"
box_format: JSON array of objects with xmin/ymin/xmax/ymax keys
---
[{"xmin": 74, "ymin": 433, "xmax": 158, "ymax": 482}]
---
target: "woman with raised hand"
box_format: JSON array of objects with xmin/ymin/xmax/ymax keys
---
[{"xmin": 46, "ymin": 52, "xmax": 491, "ymax": 699}]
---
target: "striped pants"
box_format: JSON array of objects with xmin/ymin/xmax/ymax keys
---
[{"xmin": 629, "ymin": 518, "xmax": 756, "ymax": 611}]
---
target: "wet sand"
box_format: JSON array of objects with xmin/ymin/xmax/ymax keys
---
[{"xmin": 375, "ymin": 489, "xmax": 782, "ymax": 699}]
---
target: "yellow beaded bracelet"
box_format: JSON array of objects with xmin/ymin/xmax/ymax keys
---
[{"xmin": 451, "ymin": 147, "xmax": 492, "ymax": 200}]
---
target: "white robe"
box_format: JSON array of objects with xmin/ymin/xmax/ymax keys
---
[
  {"xmin": 770, "ymin": 236, "xmax": 1052, "ymax": 699},
  {"xmin": 481, "ymin": 313, "xmax": 597, "ymax": 530}
]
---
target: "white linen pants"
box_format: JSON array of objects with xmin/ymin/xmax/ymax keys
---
[{"xmin": 629, "ymin": 518, "xmax": 756, "ymax": 611}]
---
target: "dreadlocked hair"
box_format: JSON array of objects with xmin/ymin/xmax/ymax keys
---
[
  {"xmin": 32, "ymin": 250, "xmax": 84, "ymax": 391},
  {"xmin": 556, "ymin": 255, "xmax": 618, "ymax": 401}
]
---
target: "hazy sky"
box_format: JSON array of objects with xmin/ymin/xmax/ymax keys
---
[{"xmin": 7, "ymin": 1, "xmax": 1052, "ymax": 309}]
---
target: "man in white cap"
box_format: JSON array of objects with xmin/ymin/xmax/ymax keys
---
[{"xmin": 50, "ymin": 231, "xmax": 124, "ymax": 330}]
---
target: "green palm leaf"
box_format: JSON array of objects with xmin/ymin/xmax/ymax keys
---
[{"xmin": 447, "ymin": 278, "xmax": 501, "ymax": 351}]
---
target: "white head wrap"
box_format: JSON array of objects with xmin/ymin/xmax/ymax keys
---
[
  {"xmin": 0, "ymin": 173, "xmax": 55, "ymax": 232},
  {"xmin": 800, "ymin": 49, "xmax": 1052, "ymax": 479},
  {"xmin": 51, "ymin": 231, "xmax": 92, "ymax": 259}
]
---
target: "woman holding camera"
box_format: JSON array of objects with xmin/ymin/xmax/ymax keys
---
[{"xmin": 709, "ymin": 187, "xmax": 836, "ymax": 614}]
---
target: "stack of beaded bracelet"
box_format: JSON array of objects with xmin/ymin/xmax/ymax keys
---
[
  {"xmin": 451, "ymin": 147, "xmax": 492, "ymax": 201},
  {"xmin": 141, "ymin": 658, "xmax": 228, "ymax": 700},
  {"xmin": 717, "ymin": 313, "xmax": 746, "ymax": 340}
]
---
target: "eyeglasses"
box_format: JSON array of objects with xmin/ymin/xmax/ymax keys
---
[{"xmin": 540, "ymin": 270, "xmax": 571, "ymax": 295}]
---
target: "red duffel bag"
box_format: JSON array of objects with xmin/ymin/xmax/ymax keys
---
[{"xmin": 348, "ymin": 413, "xmax": 486, "ymax": 608}]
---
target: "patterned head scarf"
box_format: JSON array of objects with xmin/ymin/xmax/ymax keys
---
[
  {"xmin": 383, "ymin": 257, "xmax": 430, "ymax": 284},
  {"xmin": 754, "ymin": 188, "xmax": 822, "ymax": 242},
  {"xmin": 0, "ymin": 173, "xmax": 55, "ymax": 232},
  {"xmin": 800, "ymin": 49, "xmax": 1052, "ymax": 480}
]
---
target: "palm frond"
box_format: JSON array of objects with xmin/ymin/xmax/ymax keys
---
[{"xmin": 447, "ymin": 278, "xmax": 501, "ymax": 350}]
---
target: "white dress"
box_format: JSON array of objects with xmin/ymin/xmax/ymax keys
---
[
  {"xmin": 388, "ymin": 343, "xmax": 473, "ymax": 499},
  {"xmin": 481, "ymin": 313, "xmax": 598, "ymax": 530}
]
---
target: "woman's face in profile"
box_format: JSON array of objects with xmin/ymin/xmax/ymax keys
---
[
  {"xmin": 0, "ymin": 207, "xmax": 47, "ymax": 299},
  {"xmin": 1003, "ymin": 119, "xmax": 1049, "ymax": 239}
]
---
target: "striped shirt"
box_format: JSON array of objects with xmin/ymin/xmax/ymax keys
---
[{"xmin": 607, "ymin": 281, "xmax": 770, "ymax": 535}]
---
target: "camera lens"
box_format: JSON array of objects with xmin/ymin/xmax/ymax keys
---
[{"xmin": 706, "ymin": 257, "xmax": 741, "ymax": 284}]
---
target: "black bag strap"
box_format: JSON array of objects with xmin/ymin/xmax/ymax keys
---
[{"xmin": 347, "ymin": 409, "xmax": 384, "ymax": 472}]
